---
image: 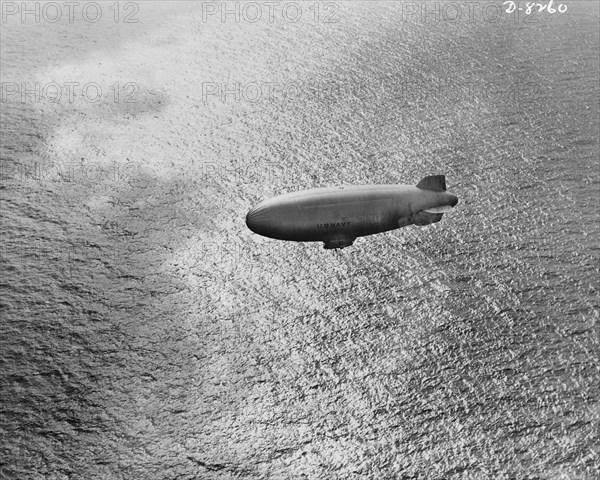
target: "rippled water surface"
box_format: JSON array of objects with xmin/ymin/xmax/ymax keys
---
[{"xmin": 1, "ymin": 2, "xmax": 599, "ymax": 479}]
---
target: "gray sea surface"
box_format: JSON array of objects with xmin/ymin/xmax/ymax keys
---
[{"xmin": 1, "ymin": 1, "xmax": 599, "ymax": 479}]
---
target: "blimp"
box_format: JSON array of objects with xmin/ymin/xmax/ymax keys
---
[{"xmin": 246, "ymin": 175, "xmax": 459, "ymax": 249}]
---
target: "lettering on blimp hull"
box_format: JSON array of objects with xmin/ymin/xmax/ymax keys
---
[{"xmin": 316, "ymin": 221, "xmax": 351, "ymax": 230}]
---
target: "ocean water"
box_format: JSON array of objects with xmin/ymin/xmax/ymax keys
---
[{"xmin": 1, "ymin": 1, "xmax": 599, "ymax": 479}]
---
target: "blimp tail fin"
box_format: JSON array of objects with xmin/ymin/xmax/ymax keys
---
[{"xmin": 416, "ymin": 175, "xmax": 446, "ymax": 192}]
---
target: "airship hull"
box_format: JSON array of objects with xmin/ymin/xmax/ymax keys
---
[{"xmin": 246, "ymin": 176, "xmax": 458, "ymax": 249}]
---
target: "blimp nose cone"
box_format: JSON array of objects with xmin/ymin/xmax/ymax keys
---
[
  {"xmin": 246, "ymin": 202, "xmax": 271, "ymax": 235},
  {"xmin": 246, "ymin": 206, "xmax": 260, "ymax": 233}
]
